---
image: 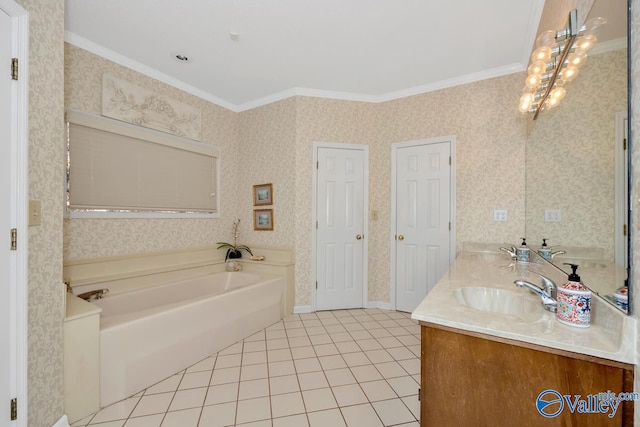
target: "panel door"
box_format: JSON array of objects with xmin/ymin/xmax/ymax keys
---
[
  {"xmin": 316, "ymin": 147, "xmax": 366, "ymax": 310},
  {"xmin": 395, "ymin": 142, "xmax": 451, "ymax": 312}
]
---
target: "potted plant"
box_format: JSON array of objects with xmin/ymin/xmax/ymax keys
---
[{"xmin": 216, "ymin": 218, "xmax": 253, "ymax": 261}]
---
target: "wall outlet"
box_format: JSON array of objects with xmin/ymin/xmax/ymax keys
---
[
  {"xmin": 493, "ymin": 210, "xmax": 508, "ymax": 222},
  {"xmin": 544, "ymin": 209, "xmax": 562, "ymax": 222}
]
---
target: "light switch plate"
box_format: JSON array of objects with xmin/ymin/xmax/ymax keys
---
[
  {"xmin": 544, "ymin": 209, "xmax": 562, "ymax": 222},
  {"xmin": 29, "ymin": 199, "xmax": 41, "ymax": 226}
]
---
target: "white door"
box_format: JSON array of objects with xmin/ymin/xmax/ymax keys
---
[
  {"xmin": 1, "ymin": 7, "xmax": 14, "ymax": 423},
  {"xmin": 394, "ymin": 140, "xmax": 453, "ymax": 312},
  {"xmin": 315, "ymin": 146, "xmax": 367, "ymax": 310}
]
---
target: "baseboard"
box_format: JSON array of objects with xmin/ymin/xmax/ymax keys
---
[
  {"xmin": 293, "ymin": 305, "xmax": 313, "ymax": 314},
  {"xmin": 52, "ymin": 414, "xmax": 70, "ymax": 427},
  {"xmin": 367, "ymin": 301, "xmax": 393, "ymax": 310}
]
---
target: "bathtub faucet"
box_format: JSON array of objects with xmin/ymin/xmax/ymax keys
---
[{"xmin": 77, "ymin": 288, "xmax": 109, "ymax": 302}]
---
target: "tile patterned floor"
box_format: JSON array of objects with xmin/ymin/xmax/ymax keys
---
[{"xmin": 71, "ymin": 309, "xmax": 421, "ymax": 427}]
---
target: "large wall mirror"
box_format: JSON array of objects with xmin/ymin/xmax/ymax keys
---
[{"xmin": 525, "ymin": 0, "xmax": 630, "ymax": 312}]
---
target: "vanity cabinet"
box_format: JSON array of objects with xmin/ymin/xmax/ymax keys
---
[{"xmin": 419, "ymin": 322, "xmax": 634, "ymax": 426}]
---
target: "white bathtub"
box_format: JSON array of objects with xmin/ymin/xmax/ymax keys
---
[{"xmin": 93, "ymin": 271, "xmax": 284, "ymax": 407}]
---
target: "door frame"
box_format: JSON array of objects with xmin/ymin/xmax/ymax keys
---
[
  {"xmin": 311, "ymin": 142, "xmax": 369, "ymax": 312},
  {"xmin": 2, "ymin": 1, "xmax": 29, "ymax": 425},
  {"xmin": 390, "ymin": 136, "xmax": 456, "ymax": 311},
  {"xmin": 614, "ymin": 111, "xmax": 628, "ymax": 268}
]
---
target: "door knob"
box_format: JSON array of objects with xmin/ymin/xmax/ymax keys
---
[
  {"xmin": 398, "ymin": 235, "xmax": 405, "ymax": 241},
  {"xmin": 356, "ymin": 234, "xmax": 363, "ymax": 240}
]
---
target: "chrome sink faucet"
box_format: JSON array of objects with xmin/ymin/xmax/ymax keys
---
[
  {"xmin": 77, "ymin": 288, "xmax": 109, "ymax": 302},
  {"xmin": 514, "ymin": 279, "xmax": 557, "ymax": 312},
  {"xmin": 499, "ymin": 246, "xmax": 517, "ymax": 260}
]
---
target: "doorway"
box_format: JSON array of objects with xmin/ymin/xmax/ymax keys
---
[
  {"xmin": 391, "ymin": 137, "xmax": 456, "ymax": 313},
  {"xmin": 1, "ymin": 1, "xmax": 28, "ymax": 425},
  {"xmin": 313, "ymin": 143, "xmax": 369, "ymax": 311}
]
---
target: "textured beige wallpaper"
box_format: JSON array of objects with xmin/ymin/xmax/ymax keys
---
[
  {"xmin": 526, "ymin": 49, "xmax": 627, "ymax": 259},
  {"xmin": 16, "ymin": 0, "xmax": 66, "ymax": 426}
]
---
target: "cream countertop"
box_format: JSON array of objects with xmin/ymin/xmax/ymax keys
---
[{"xmin": 411, "ymin": 249, "xmax": 636, "ymax": 365}]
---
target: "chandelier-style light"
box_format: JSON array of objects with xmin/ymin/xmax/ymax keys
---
[{"xmin": 518, "ymin": 9, "xmax": 606, "ymax": 119}]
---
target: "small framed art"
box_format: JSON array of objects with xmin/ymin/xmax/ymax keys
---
[
  {"xmin": 254, "ymin": 209, "xmax": 274, "ymax": 230},
  {"xmin": 253, "ymin": 183, "xmax": 273, "ymax": 206}
]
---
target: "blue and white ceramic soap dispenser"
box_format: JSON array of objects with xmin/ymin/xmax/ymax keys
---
[
  {"xmin": 516, "ymin": 238, "xmax": 530, "ymax": 263},
  {"xmin": 539, "ymin": 239, "xmax": 552, "ymax": 260}
]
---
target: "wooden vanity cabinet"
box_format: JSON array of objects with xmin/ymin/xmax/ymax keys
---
[{"xmin": 419, "ymin": 322, "xmax": 634, "ymax": 427}]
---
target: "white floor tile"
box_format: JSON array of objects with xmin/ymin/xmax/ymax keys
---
[
  {"xmin": 198, "ymin": 402, "xmax": 236, "ymax": 427},
  {"xmin": 235, "ymin": 397, "xmax": 271, "ymax": 424},
  {"xmin": 294, "ymin": 357, "xmax": 322, "ymax": 374},
  {"xmin": 271, "ymin": 391, "xmax": 306, "ymax": 418},
  {"xmin": 285, "ymin": 328, "xmax": 308, "ymax": 338},
  {"xmin": 350, "ymin": 364, "xmax": 383, "ymax": 383},
  {"xmin": 365, "ymin": 349, "xmax": 393, "ymax": 364},
  {"xmin": 244, "ymin": 331, "xmax": 266, "ymax": 342},
  {"xmin": 301, "ymin": 388, "xmax": 337, "ymax": 412},
  {"xmin": 290, "ymin": 346, "xmax": 315, "ymax": 360},
  {"xmin": 375, "ymin": 361, "xmax": 408, "ymax": 379},
  {"xmin": 328, "ymin": 332, "xmax": 352, "ymax": 342},
  {"xmin": 318, "ymin": 354, "xmax": 346, "ymax": 370},
  {"xmin": 269, "ymin": 374, "xmax": 300, "ymax": 395},
  {"xmin": 243, "ymin": 351, "xmax": 268, "ymax": 366},
  {"xmin": 267, "ymin": 348, "xmax": 293, "ymax": 362},
  {"xmin": 241, "ymin": 363, "xmax": 268, "ymax": 381},
  {"xmin": 123, "ymin": 415, "xmax": 163, "ymax": 427},
  {"xmin": 298, "ymin": 371, "xmax": 329, "ymax": 391},
  {"xmin": 266, "ymin": 329, "xmax": 287, "ymax": 340},
  {"xmin": 179, "ymin": 371, "xmax": 211, "ymax": 390},
  {"xmin": 145, "ymin": 375, "xmax": 182, "ymax": 396},
  {"xmin": 341, "ymin": 351, "xmax": 370, "ymax": 367},
  {"xmin": 340, "ymin": 403, "xmax": 384, "ymax": 427},
  {"xmin": 331, "ymin": 384, "xmax": 368, "ymax": 407},
  {"xmin": 398, "ymin": 358, "xmax": 420, "ymax": 375},
  {"xmin": 215, "ymin": 353, "xmax": 242, "ymax": 369},
  {"xmin": 288, "ymin": 336, "xmax": 312, "ymax": 348},
  {"xmin": 323, "ymin": 368, "xmax": 356, "ymax": 387},
  {"xmin": 88, "ymin": 421, "xmax": 125, "ymax": 427},
  {"xmin": 205, "ymin": 382, "xmax": 239, "ymax": 405},
  {"xmin": 236, "ymin": 420, "xmax": 272, "ymax": 427},
  {"xmin": 210, "ymin": 367, "xmax": 240, "ymax": 385},
  {"xmin": 186, "ymin": 357, "xmax": 216, "ymax": 374},
  {"xmin": 243, "ymin": 341, "xmax": 267, "ymax": 353},
  {"xmin": 272, "ymin": 414, "xmax": 309, "ymax": 427},
  {"xmin": 387, "ymin": 376, "xmax": 419, "ymax": 398},
  {"xmin": 268, "ymin": 360, "xmax": 296, "ymax": 377},
  {"xmin": 266, "ymin": 338, "xmax": 289, "ymax": 350},
  {"xmin": 308, "ymin": 334, "xmax": 332, "ymax": 345},
  {"xmin": 360, "ymin": 379, "xmax": 397, "ymax": 402},
  {"xmin": 169, "ymin": 387, "xmax": 207, "ymax": 411},
  {"xmin": 238, "ymin": 378, "xmax": 269, "ymax": 400},
  {"xmin": 130, "ymin": 393, "xmax": 174, "ymax": 418},
  {"xmin": 386, "ymin": 347, "xmax": 416, "ymax": 361},
  {"xmin": 402, "ymin": 395, "xmax": 420, "ymax": 419},
  {"xmin": 161, "ymin": 408, "xmax": 201, "ymax": 427},
  {"xmin": 305, "ymin": 326, "xmax": 326, "ymax": 336},
  {"xmin": 307, "ymin": 408, "xmax": 345, "ymax": 427},
  {"xmin": 371, "ymin": 398, "xmax": 416, "ymax": 426},
  {"xmin": 313, "ymin": 343, "xmax": 339, "ymax": 357},
  {"xmin": 357, "ymin": 339, "xmax": 383, "ymax": 351},
  {"xmin": 218, "ymin": 341, "xmax": 243, "ymax": 355}
]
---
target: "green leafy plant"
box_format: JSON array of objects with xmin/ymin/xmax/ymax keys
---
[{"xmin": 216, "ymin": 218, "xmax": 253, "ymax": 261}]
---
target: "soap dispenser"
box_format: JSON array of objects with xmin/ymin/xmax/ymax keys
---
[
  {"xmin": 556, "ymin": 263, "xmax": 591, "ymax": 327},
  {"xmin": 539, "ymin": 239, "xmax": 552, "ymax": 260},
  {"xmin": 516, "ymin": 238, "xmax": 530, "ymax": 263}
]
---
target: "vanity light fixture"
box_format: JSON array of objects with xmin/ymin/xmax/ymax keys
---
[{"xmin": 518, "ymin": 9, "xmax": 606, "ymax": 119}]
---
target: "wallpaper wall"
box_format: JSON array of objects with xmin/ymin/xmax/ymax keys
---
[
  {"xmin": 15, "ymin": 1, "xmax": 66, "ymax": 426},
  {"xmin": 526, "ymin": 49, "xmax": 628, "ymax": 260}
]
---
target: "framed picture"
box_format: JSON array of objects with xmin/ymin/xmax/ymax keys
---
[
  {"xmin": 253, "ymin": 183, "xmax": 273, "ymax": 206},
  {"xmin": 254, "ymin": 209, "xmax": 274, "ymax": 230}
]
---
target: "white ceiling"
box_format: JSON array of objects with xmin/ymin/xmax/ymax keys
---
[{"xmin": 63, "ymin": 0, "xmax": 625, "ymax": 112}]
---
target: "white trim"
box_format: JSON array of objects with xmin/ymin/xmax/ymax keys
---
[
  {"xmin": 367, "ymin": 301, "xmax": 393, "ymax": 311},
  {"xmin": 64, "ymin": 31, "xmax": 238, "ymax": 113},
  {"xmin": 311, "ymin": 142, "xmax": 370, "ymax": 312},
  {"xmin": 390, "ymin": 136, "xmax": 456, "ymax": 311},
  {"xmin": 66, "ymin": 30, "xmax": 529, "ymax": 114},
  {"xmin": 591, "ymin": 37, "xmax": 628, "ymax": 56},
  {"xmin": 615, "ymin": 111, "xmax": 628, "ymax": 268},
  {"xmin": 68, "ymin": 211, "xmax": 219, "ymax": 219},
  {"xmin": 293, "ymin": 305, "xmax": 313, "ymax": 314},
  {"xmin": 2, "ymin": 1, "xmax": 29, "ymax": 426},
  {"xmin": 51, "ymin": 414, "xmax": 69, "ymax": 427}
]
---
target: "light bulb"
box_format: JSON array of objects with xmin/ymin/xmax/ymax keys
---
[
  {"xmin": 567, "ymin": 52, "xmax": 587, "ymax": 68},
  {"xmin": 531, "ymin": 46, "xmax": 552, "ymax": 62},
  {"xmin": 583, "ymin": 17, "xmax": 607, "ymax": 36},
  {"xmin": 560, "ymin": 64, "xmax": 579, "ymax": 83},
  {"xmin": 550, "ymin": 87, "xmax": 566, "ymax": 102},
  {"xmin": 527, "ymin": 61, "xmax": 548, "ymax": 75},
  {"xmin": 519, "ymin": 93, "xmax": 534, "ymax": 113},
  {"xmin": 574, "ymin": 35, "xmax": 597, "ymax": 54},
  {"xmin": 525, "ymin": 73, "xmax": 542, "ymax": 89},
  {"xmin": 546, "ymin": 97, "xmax": 560, "ymax": 109},
  {"xmin": 535, "ymin": 30, "xmax": 556, "ymax": 48}
]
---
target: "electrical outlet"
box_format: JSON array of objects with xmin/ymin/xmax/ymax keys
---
[
  {"xmin": 544, "ymin": 209, "xmax": 562, "ymax": 222},
  {"xmin": 493, "ymin": 210, "xmax": 508, "ymax": 222}
]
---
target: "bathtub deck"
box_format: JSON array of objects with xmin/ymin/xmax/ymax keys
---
[{"xmin": 71, "ymin": 308, "xmax": 420, "ymax": 427}]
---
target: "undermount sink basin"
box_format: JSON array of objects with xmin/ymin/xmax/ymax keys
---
[{"xmin": 454, "ymin": 287, "xmax": 543, "ymax": 322}]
